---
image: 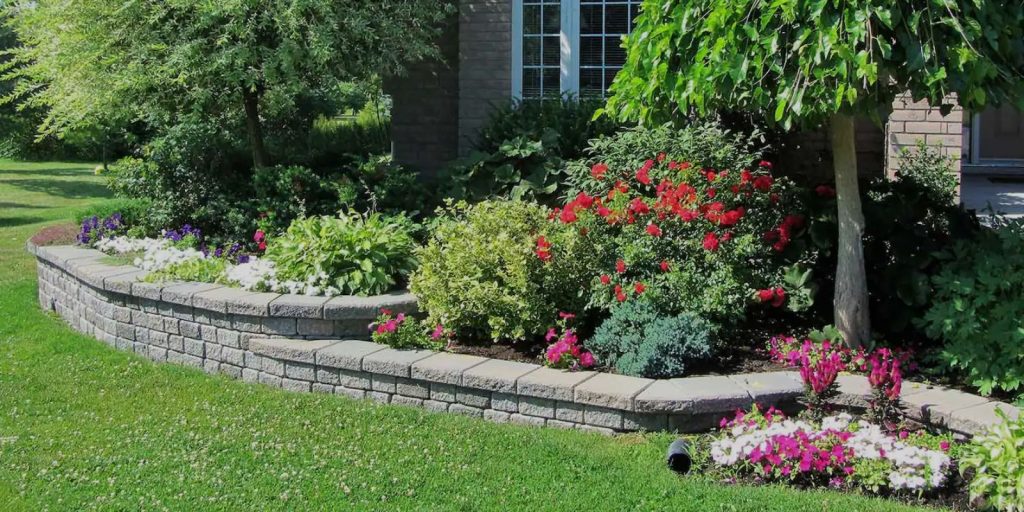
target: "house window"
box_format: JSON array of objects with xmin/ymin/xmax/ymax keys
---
[{"xmin": 512, "ymin": 0, "xmax": 641, "ymax": 99}]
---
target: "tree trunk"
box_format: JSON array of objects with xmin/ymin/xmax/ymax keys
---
[
  {"xmin": 242, "ymin": 87, "xmax": 270, "ymax": 169},
  {"xmin": 830, "ymin": 113, "xmax": 871, "ymax": 348}
]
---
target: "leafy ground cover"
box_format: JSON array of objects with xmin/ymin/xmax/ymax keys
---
[{"xmin": 0, "ymin": 160, "xmax": 938, "ymax": 511}]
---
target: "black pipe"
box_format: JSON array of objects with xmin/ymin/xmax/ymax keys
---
[{"xmin": 666, "ymin": 439, "xmax": 692, "ymax": 474}]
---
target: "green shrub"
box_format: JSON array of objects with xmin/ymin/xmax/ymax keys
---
[
  {"xmin": 265, "ymin": 212, "xmax": 417, "ymax": 296},
  {"xmin": 586, "ymin": 301, "xmax": 715, "ymax": 378},
  {"xmin": 439, "ymin": 132, "xmax": 566, "ymax": 205},
  {"xmin": 806, "ymin": 145, "xmax": 979, "ymax": 341},
  {"xmin": 252, "ymin": 164, "xmax": 340, "ymax": 235},
  {"xmin": 336, "ymin": 155, "xmax": 429, "ymax": 217},
  {"xmin": 961, "ymin": 410, "xmax": 1024, "ymax": 512},
  {"xmin": 410, "ymin": 200, "xmax": 600, "ymax": 343},
  {"xmin": 565, "ymin": 123, "xmax": 765, "ymax": 195},
  {"xmin": 74, "ymin": 198, "xmax": 154, "ymax": 236},
  {"xmin": 920, "ymin": 219, "xmax": 1024, "ymax": 395},
  {"xmin": 477, "ymin": 96, "xmax": 619, "ymax": 160}
]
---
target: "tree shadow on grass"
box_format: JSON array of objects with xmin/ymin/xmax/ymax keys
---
[
  {"xmin": 2, "ymin": 178, "xmax": 111, "ymax": 200},
  {"xmin": 0, "ymin": 216, "xmax": 46, "ymax": 228},
  {"xmin": 0, "ymin": 202, "xmax": 48, "ymax": 210},
  {"xmin": 0, "ymin": 167, "xmax": 96, "ymax": 178}
]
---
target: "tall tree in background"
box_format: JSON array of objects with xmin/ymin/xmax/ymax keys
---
[
  {"xmin": 605, "ymin": 0, "xmax": 1024, "ymax": 347},
  {"xmin": 2, "ymin": 0, "xmax": 452, "ymax": 169}
]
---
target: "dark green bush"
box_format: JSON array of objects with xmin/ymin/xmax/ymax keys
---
[
  {"xmin": 806, "ymin": 144, "xmax": 979, "ymax": 341},
  {"xmin": 252, "ymin": 164, "xmax": 340, "ymax": 235},
  {"xmin": 920, "ymin": 218, "xmax": 1024, "ymax": 396},
  {"xmin": 336, "ymin": 155, "xmax": 429, "ymax": 217},
  {"xmin": 586, "ymin": 301, "xmax": 716, "ymax": 378},
  {"xmin": 477, "ymin": 96, "xmax": 619, "ymax": 160},
  {"xmin": 439, "ymin": 131, "xmax": 566, "ymax": 205}
]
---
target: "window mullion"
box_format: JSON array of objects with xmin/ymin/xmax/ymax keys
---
[{"xmin": 560, "ymin": 0, "xmax": 579, "ymax": 98}]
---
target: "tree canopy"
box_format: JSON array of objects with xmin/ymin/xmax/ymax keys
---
[
  {"xmin": 606, "ymin": 0, "xmax": 1024, "ymax": 129},
  {"xmin": 2, "ymin": 0, "xmax": 454, "ymax": 167}
]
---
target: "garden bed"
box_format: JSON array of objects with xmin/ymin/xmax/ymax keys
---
[{"xmin": 29, "ymin": 238, "xmax": 1019, "ymax": 437}]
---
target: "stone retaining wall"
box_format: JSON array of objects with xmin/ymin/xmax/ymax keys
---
[{"xmin": 30, "ymin": 242, "xmax": 1020, "ymax": 436}]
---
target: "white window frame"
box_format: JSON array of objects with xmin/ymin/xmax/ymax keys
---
[{"xmin": 514, "ymin": 0, "xmax": 636, "ymax": 100}]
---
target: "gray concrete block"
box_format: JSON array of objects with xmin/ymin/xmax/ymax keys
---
[
  {"xmin": 728, "ymin": 372, "xmax": 803, "ymax": 407},
  {"xmin": 368, "ymin": 391, "xmax": 392, "ymax": 404},
  {"xmin": 285, "ymin": 362, "xmax": 316, "ymax": 381},
  {"xmin": 312, "ymin": 383, "xmax": 335, "ymax": 394},
  {"xmin": 220, "ymin": 364, "xmax": 243, "ymax": 379},
  {"xmin": 282, "ymin": 378, "xmax": 311, "ymax": 393},
  {"xmin": 902, "ymin": 385, "xmax": 993, "ymax": 431},
  {"xmin": 519, "ymin": 396, "xmax": 556, "ymax": 419},
  {"xmin": 456, "ymin": 387, "xmax": 491, "ymax": 408},
  {"xmin": 183, "ymin": 337, "xmax": 205, "ymax": 357},
  {"xmin": 338, "ymin": 369, "xmax": 371, "ymax": 390},
  {"xmin": 192, "ymin": 286, "xmax": 249, "ymax": 313},
  {"xmin": 430, "ymin": 383, "xmax": 457, "ymax": 402},
  {"xmin": 248, "ymin": 338, "xmax": 339, "ymax": 363},
  {"xmin": 323, "ymin": 291, "xmax": 418, "ymax": 320},
  {"xmin": 242, "ymin": 368, "xmax": 260, "ymax": 383},
  {"xmin": 226, "ymin": 292, "xmax": 281, "ymax": 316},
  {"xmin": 261, "ymin": 317, "xmax": 297, "ymax": 336},
  {"xmin": 449, "ymin": 404, "xmax": 483, "ymax": 418},
  {"xmin": 371, "ymin": 374, "xmax": 398, "ymax": 394},
  {"xmin": 262, "ymin": 357, "xmax": 285, "ymax": 377},
  {"xmin": 258, "ymin": 372, "xmax": 283, "ymax": 388},
  {"xmin": 316, "ymin": 367, "xmax": 340, "ymax": 385},
  {"xmin": 335, "ymin": 387, "xmax": 366, "ymax": 400},
  {"xmin": 396, "ymin": 378, "xmax": 430, "ymax": 399},
  {"xmin": 411, "ymin": 352, "xmax": 488, "ymax": 385},
  {"xmin": 362, "ymin": 348, "xmax": 435, "ymax": 377},
  {"xmin": 583, "ymin": 405, "xmax": 624, "ymax": 430},
  {"xmin": 555, "ymin": 401, "xmax": 584, "ymax": 423},
  {"xmin": 491, "ymin": 392, "xmax": 518, "ymax": 413},
  {"xmin": 484, "ymin": 409, "xmax": 511, "ymax": 424},
  {"xmin": 316, "ymin": 340, "xmax": 388, "ymax": 371},
  {"xmin": 517, "ymin": 368, "xmax": 597, "ymax": 401},
  {"xmin": 269, "ymin": 294, "xmax": 330, "ymax": 318},
  {"xmin": 296, "ymin": 318, "xmax": 335, "ymax": 337},
  {"xmin": 575, "ymin": 373, "xmax": 653, "ymax": 411},
  {"xmin": 509, "ymin": 414, "xmax": 545, "ymax": 427},
  {"xmin": 623, "ymin": 412, "xmax": 669, "ymax": 432},
  {"xmin": 423, "ymin": 400, "xmax": 450, "ymax": 413},
  {"xmin": 161, "ymin": 282, "xmax": 223, "ymax": 306}
]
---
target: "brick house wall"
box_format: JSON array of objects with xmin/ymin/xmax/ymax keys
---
[
  {"xmin": 458, "ymin": 0, "xmax": 513, "ymax": 155},
  {"xmin": 885, "ymin": 93, "xmax": 964, "ymax": 179}
]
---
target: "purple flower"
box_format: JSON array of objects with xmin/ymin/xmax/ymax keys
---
[
  {"xmin": 214, "ymin": 247, "xmax": 224, "ymax": 258},
  {"xmin": 237, "ymin": 254, "xmax": 250, "ymax": 264}
]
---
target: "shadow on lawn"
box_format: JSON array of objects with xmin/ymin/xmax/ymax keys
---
[
  {"xmin": 0, "ymin": 167, "xmax": 96, "ymax": 177},
  {"xmin": 2, "ymin": 178, "xmax": 110, "ymax": 200},
  {"xmin": 0, "ymin": 202, "xmax": 48, "ymax": 210},
  {"xmin": 0, "ymin": 216, "xmax": 47, "ymax": 228}
]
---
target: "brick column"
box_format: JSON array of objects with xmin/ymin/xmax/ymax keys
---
[
  {"xmin": 458, "ymin": 0, "xmax": 513, "ymax": 154},
  {"xmin": 885, "ymin": 93, "xmax": 964, "ymax": 179}
]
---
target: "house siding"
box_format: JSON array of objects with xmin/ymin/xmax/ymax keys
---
[{"xmin": 458, "ymin": 0, "xmax": 514, "ymax": 154}]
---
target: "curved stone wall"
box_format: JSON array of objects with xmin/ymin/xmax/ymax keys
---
[{"xmin": 30, "ymin": 241, "xmax": 1019, "ymax": 436}]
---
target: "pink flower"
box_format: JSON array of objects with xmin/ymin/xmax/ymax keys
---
[
  {"xmin": 253, "ymin": 230, "xmax": 266, "ymax": 243},
  {"xmin": 431, "ymin": 324, "xmax": 445, "ymax": 340},
  {"xmin": 579, "ymin": 352, "xmax": 595, "ymax": 368}
]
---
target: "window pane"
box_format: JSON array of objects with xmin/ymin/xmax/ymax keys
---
[
  {"xmin": 605, "ymin": 68, "xmax": 620, "ymax": 91},
  {"xmin": 543, "ymin": 36, "xmax": 561, "ymax": 66},
  {"xmin": 524, "ymin": 5, "xmax": 541, "ymax": 35},
  {"xmin": 523, "ymin": 68, "xmax": 542, "ymax": 98},
  {"xmin": 542, "ymin": 68, "xmax": 561, "ymax": 96},
  {"xmin": 543, "ymin": 4, "xmax": 560, "ymax": 33},
  {"xmin": 605, "ymin": 4, "xmax": 629, "ymax": 34},
  {"xmin": 524, "ymin": 37, "xmax": 541, "ymax": 66},
  {"xmin": 581, "ymin": 5, "xmax": 602, "ymax": 35},
  {"xmin": 605, "ymin": 36, "xmax": 626, "ymax": 67},
  {"xmin": 580, "ymin": 68, "xmax": 603, "ymax": 97},
  {"xmin": 580, "ymin": 36, "xmax": 602, "ymax": 67}
]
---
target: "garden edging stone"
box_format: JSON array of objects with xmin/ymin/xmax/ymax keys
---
[{"xmin": 29, "ymin": 239, "xmax": 1021, "ymax": 436}]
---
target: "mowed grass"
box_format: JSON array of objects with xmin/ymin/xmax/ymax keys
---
[{"xmin": 0, "ymin": 159, "xmax": 938, "ymax": 511}]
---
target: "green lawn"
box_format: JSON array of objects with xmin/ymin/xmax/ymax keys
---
[{"xmin": 0, "ymin": 160, "xmax": 938, "ymax": 511}]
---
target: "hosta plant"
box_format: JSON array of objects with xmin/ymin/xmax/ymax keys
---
[
  {"xmin": 265, "ymin": 212, "xmax": 417, "ymax": 297},
  {"xmin": 961, "ymin": 410, "xmax": 1024, "ymax": 512}
]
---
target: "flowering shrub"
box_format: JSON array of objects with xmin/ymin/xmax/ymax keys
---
[
  {"xmin": 411, "ymin": 200, "xmax": 600, "ymax": 343},
  {"xmin": 550, "ymin": 150, "xmax": 812, "ymax": 324},
  {"xmin": 77, "ymin": 213, "xmax": 128, "ymax": 245},
  {"xmin": 961, "ymin": 410, "xmax": 1024, "ymax": 512},
  {"xmin": 370, "ymin": 310, "xmax": 448, "ymax": 350},
  {"xmin": 711, "ymin": 406, "xmax": 953, "ymax": 493},
  {"xmin": 769, "ymin": 336, "xmax": 846, "ymax": 419},
  {"xmin": 586, "ymin": 301, "xmax": 714, "ymax": 378},
  {"xmin": 264, "ymin": 212, "xmax": 417, "ymax": 296}
]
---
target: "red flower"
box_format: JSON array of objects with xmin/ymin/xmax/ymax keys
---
[
  {"xmin": 707, "ymin": 188, "xmax": 717, "ymax": 199},
  {"xmin": 753, "ymin": 175, "xmax": 774, "ymax": 192},
  {"xmin": 600, "ymin": 274, "xmax": 611, "ymax": 285},
  {"xmin": 757, "ymin": 289, "xmax": 774, "ymax": 303},
  {"xmin": 771, "ymin": 287, "xmax": 787, "ymax": 307},
  {"xmin": 591, "ymin": 163, "xmax": 608, "ymax": 180},
  {"xmin": 258, "ymin": 241, "xmax": 267, "ymax": 251},
  {"xmin": 702, "ymin": 232, "xmax": 720, "ymax": 251},
  {"xmin": 758, "ymin": 160, "xmax": 773, "ymax": 169},
  {"xmin": 770, "ymin": 193, "xmax": 780, "ymax": 204},
  {"xmin": 636, "ymin": 166, "xmax": 652, "ymax": 186},
  {"xmin": 815, "ymin": 184, "xmax": 836, "ymax": 198},
  {"xmin": 740, "ymin": 169, "xmax": 753, "ymax": 184},
  {"xmin": 656, "ymin": 152, "xmax": 667, "ymax": 162},
  {"xmin": 719, "ymin": 207, "xmax": 745, "ymax": 227},
  {"xmin": 596, "ymin": 204, "xmax": 612, "ymax": 217},
  {"xmin": 253, "ymin": 230, "xmax": 266, "ymax": 243},
  {"xmin": 721, "ymin": 232, "xmax": 733, "ymax": 242},
  {"xmin": 535, "ymin": 236, "xmax": 553, "ymax": 261},
  {"xmin": 645, "ymin": 223, "xmax": 662, "ymax": 237},
  {"xmin": 559, "ymin": 311, "xmax": 576, "ymax": 320},
  {"xmin": 558, "ymin": 207, "xmax": 578, "ymax": 224},
  {"xmin": 705, "ymin": 170, "xmax": 717, "ymax": 182},
  {"xmin": 660, "ymin": 260, "xmax": 671, "ymax": 272},
  {"xmin": 615, "ymin": 259, "xmax": 627, "ymax": 274},
  {"xmin": 634, "ymin": 282, "xmax": 646, "ymax": 295},
  {"xmin": 678, "ymin": 209, "xmax": 698, "ymax": 222},
  {"xmin": 614, "ymin": 284, "xmax": 627, "ymax": 302},
  {"xmin": 678, "ymin": 161, "xmax": 692, "ymax": 170}
]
